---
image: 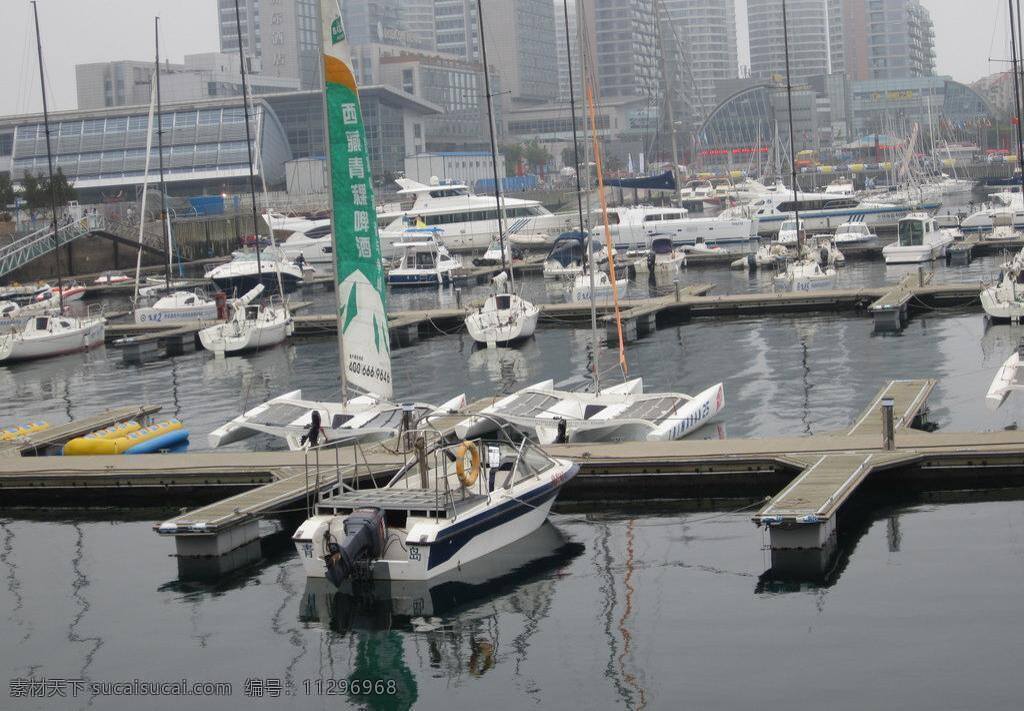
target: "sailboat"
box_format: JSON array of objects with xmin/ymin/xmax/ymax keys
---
[
  {"xmin": 1, "ymin": 4, "xmax": 106, "ymax": 364},
  {"xmin": 133, "ymin": 19, "xmax": 218, "ymax": 325},
  {"xmin": 987, "ymin": 338, "xmax": 1024, "ymax": 410},
  {"xmin": 207, "ymin": 0, "xmax": 465, "ymax": 450},
  {"xmin": 199, "ymin": 4, "xmax": 293, "ymax": 354},
  {"xmin": 456, "ymin": 0, "xmax": 724, "ymax": 444},
  {"xmin": 291, "ymin": 0, "xmax": 578, "ymax": 588},
  {"xmin": 463, "ymin": 19, "xmax": 540, "ymax": 349}
]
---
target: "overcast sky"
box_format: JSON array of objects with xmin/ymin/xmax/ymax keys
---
[{"xmin": 0, "ymin": 0, "xmax": 1011, "ymax": 118}]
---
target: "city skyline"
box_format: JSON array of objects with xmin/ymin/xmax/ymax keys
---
[{"xmin": 0, "ymin": 0, "xmax": 1012, "ymax": 118}]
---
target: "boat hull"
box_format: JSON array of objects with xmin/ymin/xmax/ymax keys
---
[
  {"xmin": 0, "ymin": 319, "xmax": 105, "ymax": 363},
  {"xmin": 198, "ymin": 318, "xmax": 289, "ymax": 355},
  {"xmin": 211, "ymin": 271, "xmax": 301, "ymax": 295},
  {"xmin": 134, "ymin": 304, "xmax": 219, "ymax": 324},
  {"xmin": 465, "ymin": 309, "xmax": 539, "ymax": 346}
]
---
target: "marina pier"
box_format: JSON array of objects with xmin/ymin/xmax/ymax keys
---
[{"xmin": 3, "ymin": 380, "xmax": 1022, "ymax": 580}]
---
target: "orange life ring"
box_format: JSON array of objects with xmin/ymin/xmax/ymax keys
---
[{"xmin": 455, "ymin": 440, "xmax": 480, "ymax": 488}]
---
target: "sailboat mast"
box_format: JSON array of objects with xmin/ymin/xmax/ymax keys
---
[
  {"xmin": 1010, "ymin": 0, "xmax": 1024, "ymax": 194},
  {"xmin": 154, "ymin": 18, "xmax": 172, "ymax": 290},
  {"xmin": 233, "ymin": 0, "xmax": 264, "ymax": 281},
  {"xmin": 31, "ymin": 1, "xmax": 64, "ymax": 314},
  {"xmin": 563, "ymin": 0, "xmax": 585, "ymax": 234},
  {"xmin": 475, "ymin": 0, "xmax": 510, "ymax": 281},
  {"xmin": 133, "ymin": 80, "xmax": 158, "ymax": 304},
  {"xmin": 781, "ymin": 0, "xmax": 802, "ymax": 251},
  {"xmin": 653, "ymin": 0, "xmax": 681, "ymax": 203}
]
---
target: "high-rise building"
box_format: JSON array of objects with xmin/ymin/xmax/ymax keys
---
[
  {"xmin": 431, "ymin": 0, "xmax": 558, "ymax": 106},
  {"xmin": 553, "ymin": 0, "xmax": 580, "ymax": 104},
  {"xmin": 217, "ymin": 0, "xmax": 321, "ymax": 90},
  {"xmin": 747, "ymin": 0, "xmax": 828, "ymax": 84},
  {"xmin": 402, "ymin": 0, "xmax": 438, "ymax": 51},
  {"xmin": 829, "ymin": 0, "xmax": 936, "ymax": 81},
  {"xmin": 661, "ymin": 0, "xmax": 739, "ymax": 121},
  {"xmin": 580, "ymin": 0, "xmax": 663, "ymax": 100}
]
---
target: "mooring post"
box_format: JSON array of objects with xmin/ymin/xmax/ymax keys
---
[
  {"xmin": 455, "ymin": 288, "xmax": 462, "ymax": 309},
  {"xmin": 917, "ymin": 266, "xmax": 924, "ymax": 287},
  {"xmin": 674, "ymin": 278, "xmax": 681, "ymax": 303},
  {"xmin": 881, "ymin": 396, "xmax": 895, "ymax": 450}
]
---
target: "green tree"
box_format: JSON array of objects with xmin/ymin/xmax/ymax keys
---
[
  {"xmin": 0, "ymin": 173, "xmax": 13, "ymax": 209},
  {"xmin": 499, "ymin": 143, "xmax": 525, "ymax": 177},
  {"xmin": 524, "ymin": 139, "xmax": 552, "ymax": 174},
  {"xmin": 49, "ymin": 167, "xmax": 77, "ymax": 206},
  {"xmin": 21, "ymin": 173, "xmax": 46, "ymax": 211}
]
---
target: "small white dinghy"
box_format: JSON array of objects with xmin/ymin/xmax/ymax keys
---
[
  {"xmin": 0, "ymin": 312, "xmax": 105, "ymax": 363},
  {"xmin": 292, "ymin": 427, "xmax": 579, "ymax": 585},
  {"xmin": 649, "ymin": 236, "xmax": 686, "ymax": 274},
  {"xmin": 773, "ymin": 257, "xmax": 836, "ymax": 292},
  {"xmin": 833, "ymin": 220, "xmax": 878, "ymax": 247},
  {"xmin": 135, "ymin": 290, "xmax": 219, "ymax": 324},
  {"xmin": 456, "ymin": 378, "xmax": 725, "ymax": 444},
  {"xmin": 198, "ymin": 284, "xmax": 291, "ymax": 356},
  {"xmin": 465, "ymin": 273, "xmax": 539, "ymax": 347}
]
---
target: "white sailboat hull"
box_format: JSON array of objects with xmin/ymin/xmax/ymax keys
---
[
  {"xmin": 987, "ymin": 351, "xmax": 1022, "ymax": 410},
  {"xmin": 198, "ymin": 316, "xmax": 289, "ymax": 355},
  {"xmin": 0, "ymin": 318, "xmax": 105, "ymax": 363}
]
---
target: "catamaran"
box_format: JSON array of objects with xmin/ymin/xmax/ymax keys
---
[
  {"xmin": 289, "ymin": 0, "xmax": 576, "ymax": 588},
  {"xmin": 208, "ymin": 0, "xmax": 465, "ymax": 451},
  {"xmin": 456, "ymin": 13, "xmax": 724, "ymax": 445}
]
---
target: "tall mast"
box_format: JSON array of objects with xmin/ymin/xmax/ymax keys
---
[
  {"xmin": 234, "ymin": 0, "xmax": 264, "ymax": 282},
  {"xmin": 653, "ymin": 0, "xmax": 681, "ymax": 203},
  {"xmin": 1014, "ymin": 0, "xmax": 1024, "ymax": 193},
  {"xmin": 475, "ymin": 0, "xmax": 510, "ymax": 282},
  {"xmin": 563, "ymin": 0, "xmax": 585, "ymax": 234},
  {"xmin": 576, "ymin": 0, "xmax": 600, "ymax": 391},
  {"xmin": 31, "ymin": 1, "xmax": 64, "ymax": 314},
  {"xmin": 781, "ymin": 0, "xmax": 802, "ymax": 251},
  {"xmin": 154, "ymin": 18, "xmax": 173, "ymax": 290}
]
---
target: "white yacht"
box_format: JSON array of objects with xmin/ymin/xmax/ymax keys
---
[
  {"xmin": 649, "ymin": 236, "xmax": 686, "ymax": 274},
  {"xmin": 590, "ymin": 205, "xmax": 756, "ymax": 251},
  {"xmin": 569, "ymin": 270, "xmax": 628, "ymax": 304},
  {"xmin": 980, "ymin": 248, "xmax": 1024, "ymax": 322},
  {"xmin": 275, "ymin": 219, "xmax": 334, "ymax": 271},
  {"xmin": 776, "ymin": 218, "xmax": 803, "ymax": 245},
  {"xmin": 882, "ymin": 213, "xmax": 956, "ymax": 264},
  {"xmin": 386, "ymin": 228, "xmax": 462, "ymax": 287},
  {"xmin": 733, "ymin": 189, "xmax": 934, "ymax": 236},
  {"xmin": 773, "ymin": 257, "xmax": 837, "ymax": 292},
  {"xmin": 204, "ymin": 250, "xmax": 304, "ymax": 295},
  {"xmin": 542, "ymin": 231, "xmax": 606, "ymax": 279},
  {"xmin": 377, "ymin": 178, "xmax": 570, "ymax": 256}
]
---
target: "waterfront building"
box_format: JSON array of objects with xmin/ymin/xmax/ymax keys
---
[
  {"xmin": 747, "ymin": 0, "xmax": 828, "ymax": 84},
  {"xmin": 828, "ymin": 0, "xmax": 936, "ymax": 81}
]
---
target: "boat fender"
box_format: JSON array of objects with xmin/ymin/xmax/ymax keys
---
[
  {"xmin": 819, "ymin": 247, "xmax": 829, "ymax": 266},
  {"xmin": 455, "ymin": 440, "xmax": 481, "ymax": 488}
]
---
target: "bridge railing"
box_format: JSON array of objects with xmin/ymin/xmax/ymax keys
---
[{"xmin": 0, "ymin": 215, "xmax": 106, "ymax": 280}]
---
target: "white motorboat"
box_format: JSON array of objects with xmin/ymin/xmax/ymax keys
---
[
  {"xmin": 987, "ymin": 340, "xmax": 1024, "ymax": 410},
  {"xmin": 198, "ymin": 284, "xmax": 290, "ymax": 355},
  {"xmin": 649, "ymin": 236, "xmax": 686, "ymax": 274},
  {"xmin": 292, "ymin": 428, "xmax": 578, "ymax": 584},
  {"xmin": 833, "ymin": 220, "xmax": 878, "ymax": 247},
  {"xmin": 591, "ymin": 205, "xmax": 756, "ymax": 251},
  {"xmin": 569, "ymin": 270, "xmax": 628, "ymax": 303},
  {"xmin": 882, "ymin": 213, "xmax": 955, "ymax": 264},
  {"xmin": 456, "ymin": 378, "xmax": 725, "ymax": 444},
  {"xmin": 93, "ymin": 271, "xmax": 130, "ymax": 285},
  {"xmin": 471, "ymin": 238, "xmax": 517, "ymax": 267},
  {"xmin": 465, "ymin": 289, "xmax": 539, "ymax": 347},
  {"xmin": 204, "ymin": 250, "xmax": 304, "ymax": 295},
  {"xmin": 824, "ymin": 178, "xmax": 855, "ymax": 195},
  {"xmin": 731, "ymin": 242, "xmax": 790, "ymax": 270},
  {"xmin": 0, "ymin": 313, "xmax": 105, "ymax": 363},
  {"xmin": 814, "ymin": 237, "xmax": 845, "ymax": 267},
  {"xmin": 0, "ymin": 301, "xmax": 28, "ymax": 332},
  {"xmin": 386, "ymin": 228, "xmax": 462, "ymax": 287},
  {"xmin": 773, "ymin": 257, "xmax": 837, "ymax": 292},
  {"xmin": 980, "ymin": 249, "xmax": 1024, "ymax": 322},
  {"xmin": 731, "ymin": 189, "xmax": 931, "ymax": 236},
  {"xmin": 377, "ymin": 177, "xmax": 568, "ymax": 256},
  {"xmin": 134, "ymin": 289, "xmax": 218, "ymax": 324}
]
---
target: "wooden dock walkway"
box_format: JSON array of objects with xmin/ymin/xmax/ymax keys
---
[
  {"xmin": 0, "ymin": 405, "xmax": 162, "ymax": 456},
  {"xmin": 869, "ymin": 270, "xmax": 935, "ymax": 331},
  {"xmin": 847, "ymin": 379, "xmax": 934, "ymax": 436}
]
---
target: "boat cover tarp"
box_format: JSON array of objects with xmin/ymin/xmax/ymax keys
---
[{"xmin": 603, "ymin": 170, "xmax": 677, "ymax": 191}]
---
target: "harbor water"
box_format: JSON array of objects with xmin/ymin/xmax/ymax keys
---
[{"xmin": 4, "ymin": 243, "xmax": 1024, "ymax": 708}]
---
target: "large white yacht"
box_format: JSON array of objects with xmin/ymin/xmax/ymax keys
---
[
  {"xmin": 377, "ymin": 178, "xmax": 572, "ymax": 256},
  {"xmin": 589, "ymin": 205, "xmax": 756, "ymax": 251},
  {"xmin": 729, "ymin": 189, "xmax": 936, "ymax": 236},
  {"xmin": 274, "ymin": 218, "xmax": 333, "ymax": 271}
]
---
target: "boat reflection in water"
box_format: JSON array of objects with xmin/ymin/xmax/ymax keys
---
[{"xmin": 299, "ymin": 523, "xmax": 583, "ymax": 699}]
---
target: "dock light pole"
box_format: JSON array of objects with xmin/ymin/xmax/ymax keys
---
[{"xmin": 881, "ymin": 397, "xmax": 895, "ymax": 451}]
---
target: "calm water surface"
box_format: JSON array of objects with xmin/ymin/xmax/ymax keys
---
[{"xmin": 3, "ymin": 239, "xmax": 1024, "ymax": 709}]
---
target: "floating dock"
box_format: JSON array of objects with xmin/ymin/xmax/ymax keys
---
[
  {"xmin": 0, "ymin": 405, "xmax": 162, "ymax": 456},
  {"xmin": 3, "ymin": 380, "xmax": 1024, "ymax": 581}
]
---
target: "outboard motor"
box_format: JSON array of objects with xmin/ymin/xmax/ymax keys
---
[
  {"xmin": 324, "ymin": 508, "xmax": 386, "ymax": 587},
  {"xmin": 819, "ymin": 247, "xmax": 830, "ymax": 266},
  {"xmin": 745, "ymin": 253, "xmax": 757, "ymax": 271}
]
